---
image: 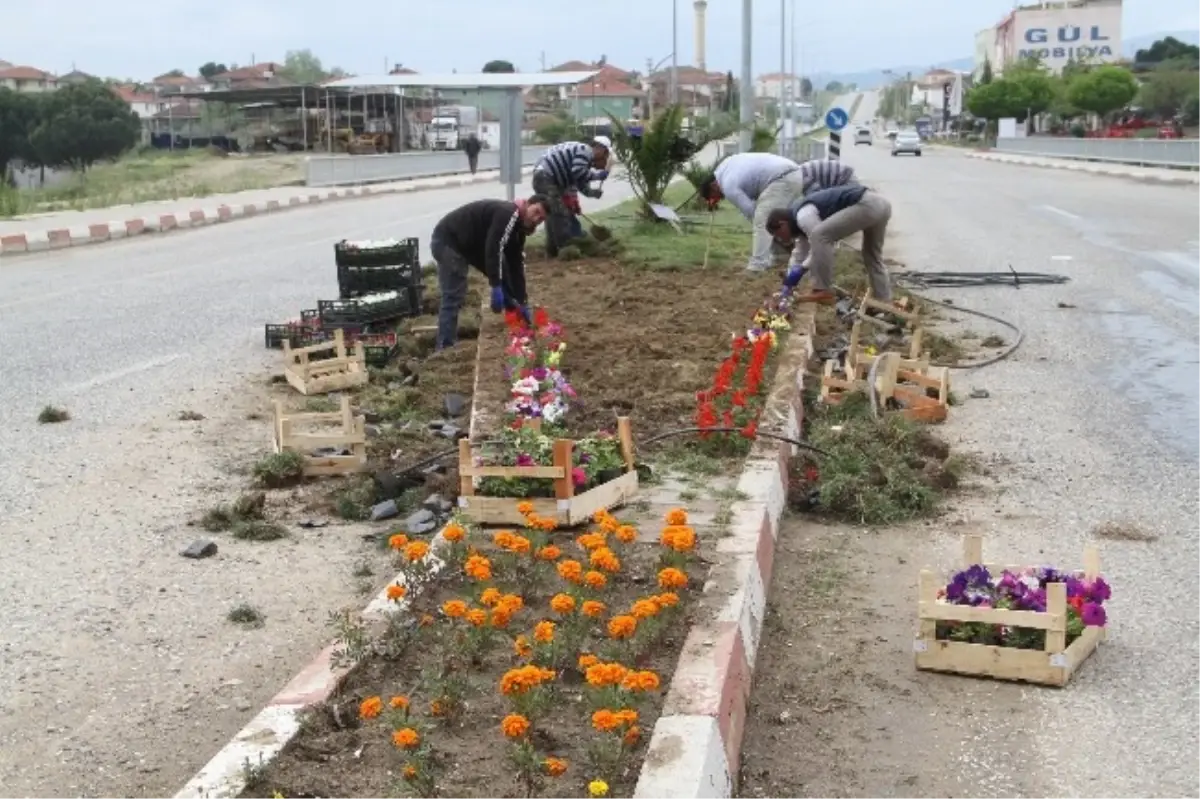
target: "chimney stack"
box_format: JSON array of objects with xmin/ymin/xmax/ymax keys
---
[{"xmin": 694, "ymin": 0, "xmax": 708, "ymax": 72}]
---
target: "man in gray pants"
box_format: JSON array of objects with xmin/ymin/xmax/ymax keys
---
[
  {"xmin": 765, "ymin": 184, "xmax": 893, "ymax": 304},
  {"xmin": 699, "ymin": 153, "xmax": 857, "ymax": 272}
]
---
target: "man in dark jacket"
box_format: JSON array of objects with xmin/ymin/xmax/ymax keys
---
[
  {"xmin": 463, "ymin": 134, "xmax": 483, "ymax": 175},
  {"xmin": 430, "ymin": 195, "xmax": 549, "ymax": 349},
  {"xmin": 531, "ymin": 136, "xmax": 610, "ymax": 256},
  {"xmin": 765, "ymin": 184, "xmax": 893, "ymax": 304}
]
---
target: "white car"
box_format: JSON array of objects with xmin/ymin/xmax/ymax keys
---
[
  {"xmin": 854, "ymin": 127, "xmax": 872, "ymax": 146},
  {"xmin": 891, "ymin": 130, "xmax": 923, "ymax": 156}
]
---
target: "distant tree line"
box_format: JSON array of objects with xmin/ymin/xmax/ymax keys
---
[{"xmin": 0, "ymin": 81, "xmax": 140, "ymax": 183}]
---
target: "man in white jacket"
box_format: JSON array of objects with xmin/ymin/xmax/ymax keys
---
[{"xmin": 699, "ymin": 153, "xmax": 857, "ymax": 272}]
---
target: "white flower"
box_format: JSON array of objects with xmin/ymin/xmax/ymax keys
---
[
  {"xmin": 357, "ymin": 291, "xmax": 400, "ymax": 304},
  {"xmin": 542, "ymin": 398, "xmax": 568, "ymax": 424},
  {"xmin": 511, "ymin": 377, "xmax": 540, "ymax": 396},
  {"xmin": 343, "ymin": 238, "xmax": 404, "ymax": 250}
]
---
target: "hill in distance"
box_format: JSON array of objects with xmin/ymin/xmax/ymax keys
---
[{"xmin": 806, "ymin": 29, "xmax": 1199, "ymax": 90}]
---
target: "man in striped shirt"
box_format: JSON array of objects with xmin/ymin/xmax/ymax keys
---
[
  {"xmin": 532, "ymin": 136, "xmax": 611, "ymax": 256},
  {"xmin": 699, "ymin": 154, "xmax": 857, "ymax": 272}
]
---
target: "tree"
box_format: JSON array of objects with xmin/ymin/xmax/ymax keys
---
[
  {"xmin": 1067, "ymin": 65, "xmax": 1138, "ymax": 118},
  {"xmin": 799, "ymin": 77, "xmax": 813, "ymax": 99},
  {"xmin": 967, "ymin": 80, "xmax": 1028, "ymax": 121},
  {"xmin": 979, "ymin": 59, "xmax": 994, "ymax": 85},
  {"xmin": 0, "ymin": 89, "xmax": 42, "ymax": 179},
  {"xmin": 27, "ymin": 82, "xmax": 139, "ymax": 172},
  {"xmin": 162, "ymin": 68, "xmax": 185, "ymax": 78},
  {"xmin": 198, "ymin": 62, "xmax": 228, "ymax": 80},
  {"xmin": 482, "ymin": 60, "xmax": 516, "ymax": 73},
  {"xmin": 825, "ymin": 80, "xmax": 844, "ymax": 93},
  {"xmin": 606, "ymin": 105, "xmax": 724, "ymax": 217},
  {"xmin": 280, "ymin": 49, "xmax": 328, "ymax": 83},
  {"xmin": 1135, "ymin": 36, "xmax": 1200, "ymax": 65},
  {"xmin": 1138, "ymin": 66, "xmax": 1200, "ymax": 118}
]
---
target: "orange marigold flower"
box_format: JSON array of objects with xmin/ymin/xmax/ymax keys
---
[
  {"xmin": 419, "ymin": 613, "xmax": 435, "ymax": 627},
  {"xmin": 388, "ymin": 533, "xmax": 409, "ymax": 550},
  {"xmin": 607, "ymin": 615, "xmax": 637, "ymax": 639},
  {"xmin": 585, "ymin": 662, "xmax": 629, "ymax": 687},
  {"xmin": 392, "ymin": 727, "xmax": 420, "ymax": 749},
  {"xmin": 661, "ymin": 525, "xmax": 697, "ymax": 553},
  {"xmin": 443, "ymin": 599, "xmax": 468, "ymax": 618},
  {"xmin": 386, "ymin": 583, "xmax": 407, "ymax": 601},
  {"xmin": 665, "ymin": 508, "xmax": 688, "ymax": 526},
  {"xmin": 480, "ymin": 587, "xmax": 502, "ymax": 606},
  {"xmin": 584, "ymin": 570, "xmax": 608, "ymax": 589},
  {"xmin": 657, "ymin": 567, "xmax": 689, "ymax": 590},
  {"xmin": 359, "ymin": 695, "xmax": 383, "ymax": 719},
  {"xmin": 577, "ymin": 532, "xmax": 607, "ymax": 552},
  {"xmin": 500, "ymin": 664, "xmax": 556, "ymax": 694},
  {"xmin": 430, "ymin": 699, "xmax": 446, "ymax": 716},
  {"xmin": 581, "ymin": 600, "xmax": 607, "ymax": 618},
  {"xmin": 533, "ymin": 515, "xmax": 557, "ymax": 532},
  {"xmin": 404, "ymin": 540, "xmax": 430, "ymax": 562},
  {"xmin": 536, "ymin": 544, "xmax": 562, "ymax": 561},
  {"xmin": 615, "ymin": 524, "xmax": 638, "ymax": 543},
  {"xmin": 656, "ymin": 592, "xmax": 680, "ymax": 608},
  {"xmin": 466, "ymin": 608, "xmax": 487, "ymax": 626},
  {"xmin": 389, "ymin": 695, "xmax": 409, "ymax": 710},
  {"xmin": 543, "ymin": 757, "xmax": 568, "ymax": 777},
  {"xmin": 589, "ymin": 547, "xmax": 621, "ymax": 573},
  {"xmin": 493, "ymin": 530, "xmax": 516, "ymax": 549},
  {"xmin": 600, "ymin": 517, "xmax": 620, "ymax": 534},
  {"xmin": 508, "ymin": 534, "xmax": 533, "ymax": 554},
  {"xmin": 623, "ymin": 725, "xmax": 642, "ymax": 747},
  {"xmin": 550, "ymin": 593, "xmax": 576, "ymax": 614},
  {"xmin": 513, "ymin": 634, "xmax": 532, "ymax": 658},
  {"xmin": 557, "ymin": 559, "xmax": 584, "ymax": 583},
  {"xmin": 490, "ymin": 607, "xmax": 513, "ymax": 628},
  {"xmin": 621, "ymin": 670, "xmax": 661, "ymax": 692},
  {"xmin": 501, "ymin": 713, "xmax": 531, "ymax": 739},
  {"xmin": 534, "ymin": 620, "xmax": 556, "ymax": 643},
  {"xmin": 615, "ymin": 709, "xmax": 639, "ymax": 727},
  {"xmin": 465, "ymin": 554, "xmax": 493, "ymax": 581},
  {"xmin": 516, "ymin": 501, "xmax": 536, "ymax": 515},
  {"xmin": 631, "ymin": 599, "xmax": 659, "ymax": 620},
  {"xmin": 443, "ymin": 522, "xmax": 465, "ymax": 542},
  {"xmin": 592, "ymin": 709, "xmax": 621, "ymax": 732},
  {"xmin": 592, "ymin": 510, "xmax": 614, "ymax": 525},
  {"xmin": 497, "ymin": 593, "xmax": 525, "ymax": 613},
  {"xmin": 402, "ymin": 764, "xmax": 419, "ymax": 780},
  {"xmin": 578, "ymin": 653, "xmax": 600, "ymax": 670}
]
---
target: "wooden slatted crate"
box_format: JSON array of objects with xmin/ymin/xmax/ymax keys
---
[
  {"xmin": 457, "ymin": 417, "xmax": 640, "ymax": 527},
  {"xmin": 282, "ymin": 328, "xmax": 369, "ymax": 395},
  {"xmin": 273, "ymin": 395, "xmax": 367, "ymax": 477},
  {"xmin": 914, "ymin": 535, "xmax": 1106, "ymax": 687}
]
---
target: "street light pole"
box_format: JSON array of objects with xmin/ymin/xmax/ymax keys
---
[
  {"xmin": 739, "ymin": 0, "xmax": 753, "ymax": 153},
  {"xmin": 671, "ymin": 0, "xmax": 679, "ymax": 105},
  {"xmin": 779, "ymin": 0, "xmax": 787, "ymax": 156}
]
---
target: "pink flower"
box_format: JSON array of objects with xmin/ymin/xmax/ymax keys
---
[
  {"xmin": 572, "ymin": 467, "xmax": 587, "ymax": 486},
  {"xmin": 517, "ymin": 453, "xmax": 534, "ymax": 466}
]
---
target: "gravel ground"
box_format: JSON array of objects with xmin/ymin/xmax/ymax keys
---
[
  {"xmin": 780, "ymin": 114, "xmax": 1198, "ymax": 796},
  {"xmin": 0, "ymin": 170, "xmax": 655, "ymax": 797}
]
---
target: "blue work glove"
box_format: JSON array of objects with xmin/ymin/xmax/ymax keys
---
[
  {"xmin": 593, "ymin": 169, "xmax": 609, "ymax": 181},
  {"xmin": 490, "ymin": 285, "xmax": 506, "ymax": 313},
  {"xmin": 783, "ymin": 266, "xmax": 807, "ymax": 288},
  {"xmin": 517, "ymin": 304, "xmax": 532, "ymax": 326}
]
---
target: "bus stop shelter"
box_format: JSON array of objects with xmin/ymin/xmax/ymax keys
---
[{"xmin": 323, "ymin": 72, "xmax": 598, "ymax": 199}]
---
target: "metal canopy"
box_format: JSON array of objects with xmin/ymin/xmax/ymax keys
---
[
  {"xmin": 323, "ymin": 71, "xmax": 598, "ymax": 91},
  {"xmin": 174, "ymin": 85, "xmax": 339, "ymax": 105}
]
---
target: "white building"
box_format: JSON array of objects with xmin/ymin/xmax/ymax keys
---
[
  {"xmin": 982, "ymin": 0, "xmax": 1123, "ymax": 76},
  {"xmin": 754, "ymin": 72, "xmax": 805, "ymax": 101}
]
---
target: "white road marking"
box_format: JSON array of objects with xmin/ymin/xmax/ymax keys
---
[
  {"xmin": 62, "ymin": 353, "xmax": 185, "ymax": 393},
  {"xmin": 1040, "ymin": 204, "xmax": 1082, "ymax": 221}
]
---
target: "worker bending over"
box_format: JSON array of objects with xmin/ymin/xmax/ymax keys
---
[
  {"xmin": 532, "ymin": 137, "xmax": 610, "ymax": 257},
  {"xmin": 698, "ymin": 154, "xmax": 857, "ymax": 272},
  {"xmin": 765, "ymin": 184, "xmax": 894, "ymax": 304},
  {"xmin": 429, "ymin": 195, "xmax": 550, "ymax": 350}
]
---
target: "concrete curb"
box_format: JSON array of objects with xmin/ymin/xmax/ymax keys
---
[
  {"xmin": 966, "ymin": 151, "xmax": 1200, "ymax": 186},
  {"xmin": 0, "ymin": 167, "xmax": 532, "ymax": 260},
  {"xmin": 634, "ymin": 309, "xmax": 817, "ymax": 799}
]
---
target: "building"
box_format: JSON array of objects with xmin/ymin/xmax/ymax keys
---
[
  {"xmin": 974, "ymin": 28, "xmax": 997, "ymax": 79},
  {"xmin": 0, "ymin": 65, "xmax": 57, "ymax": 93},
  {"xmin": 152, "ymin": 72, "xmax": 209, "ymax": 95},
  {"xmin": 754, "ymin": 72, "xmax": 805, "ymax": 101},
  {"xmin": 569, "ymin": 77, "xmax": 644, "ymax": 122},
  {"xmin": 58, "ymin": 69, "xmax": 97, "ymax": 85},
  {"xmin": 643, "ymin": 65, "xmax": 727, "ymax": 115},
  {"xmin": 979, "ymin": 0, "xmax": 1123, "ymax": 76},
  {"xmin": 207, "ymin": 63, "xmax": 282, "ymax": 90}
]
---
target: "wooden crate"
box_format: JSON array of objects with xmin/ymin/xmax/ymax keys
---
[
  {"xmin": 282, "ymin": 328, "xmax": 369, "ymax": 395},
  {"xmin": 273, "ymin": 395, "xmax": 367, "ymax": 476},
  {"xmin": 457, "ymin": 417, "xmax": 639, "ymax": 527},
  {"xmin": 821, "ymin": 349, "xmax": 950, "ymax": 423},
  {"xmin": 914, "ymin": 535, "xmax": 1106, "ymax": 687}
]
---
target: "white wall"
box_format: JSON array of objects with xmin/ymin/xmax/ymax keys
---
[{"xmin": 1010, "ymin": 0, "xmax": 1123, "ymax": 74}]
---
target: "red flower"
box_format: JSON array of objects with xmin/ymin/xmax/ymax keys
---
[
  {"xmin": 731, "ymin": 390, "xmax": 746, "ymax": 407},
  {"xmin": 741, "ymin": 420, "xmax": 758, "ymax": 439},
  {"xmin": 804, "ymin": 465, "xmax": 819, "ymax": 482},
  {"xmin": 534, "ymin": 307, "xmax": 549, "ymax": 328}
]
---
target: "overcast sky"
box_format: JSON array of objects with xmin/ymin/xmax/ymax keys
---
[{"xmin": 4, "ymin": 0, "xmax": 1197, "ymax": 80}]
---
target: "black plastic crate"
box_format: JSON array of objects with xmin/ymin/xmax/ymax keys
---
[
  {"xmin": 338, "ymin": 261, "xmax": 421, "ymax": 300},
  {"xmin": 318, "ymin": 292, "xmax": 418, "ymax": 328},
  {"xmin": 264, "ymin": 309, "xmax": 323, "ymax": 349},
  {"xmin": 334, "ymin": 238, "xmax": 419, "ymax": 269}
]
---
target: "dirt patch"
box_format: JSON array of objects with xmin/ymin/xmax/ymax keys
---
[
  {"xmin": 738, "ymin": 515, "xmax": 1045, "ymax": 798},
  {"xmin": 243, "ymin": 510, "xmax": 702, "ymax": 798},
  {"xmin": 476, "ymin": 254, "xmax": 777, "ymax": 438}
]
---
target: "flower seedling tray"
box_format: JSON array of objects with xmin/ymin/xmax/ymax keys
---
[
  {"xmin": 456, "ymin": 417, "xmax": 640, "ymax": 527},
  {"xmin": 914, "ymin": 534, "xmax": 1106, "ymax": 687},
  {"xmin": 318, "ymin": 292, "xmax": 418, "ymax": 328},
  {"xmin": 264, "ymin": 309, "xmax": 322, "ymax": 350},
  {"xmin": 273, "ymin": 395, "xmax": 367, "ymax": 477},
  {"xmin": 308, "ymin": 331, "xmax": 397, "ymax": 368},
  {"xmin": 337, "ymin": 261, "xmax": 421, "ymax": 300},
  {"xmin": 282, "ymin": 328, "xmax": 369, "ymax": 395},
  {"xmin": 334, "ymin": 237, "xmax": 419, "ymax": 269}
]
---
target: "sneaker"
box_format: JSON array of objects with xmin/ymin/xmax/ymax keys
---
[{"xmin": 745, "ymin": 261, "xmax": 772, "ymax": 273}]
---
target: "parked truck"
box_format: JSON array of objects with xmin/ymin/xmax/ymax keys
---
[{"xmin": 430, "ymin": 105, "xmax": 480, "ymax": 150}]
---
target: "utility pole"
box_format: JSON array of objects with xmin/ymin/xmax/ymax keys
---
[
  {"xmin": 670, "ymin": 0, "xmax": 679, "ymax": 105},
  {"xmin": 739, "ymin": 0, "xmax": 753, "ymax": 153},
  {"xmin": 779, "ymin": 0, "xmax": 787, "ymax": 156}
]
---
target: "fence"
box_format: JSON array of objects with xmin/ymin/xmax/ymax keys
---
[
  {"xmin": 994, "ymin": 137, "xmax": 1199, "ymax": 169},
  {"xmin": 305, "ymin": 145, "xmax": 547, "ymax": 187},
  {"xmin": 716, "ymin": 137, "xmax": 827, "ymax": 161}
]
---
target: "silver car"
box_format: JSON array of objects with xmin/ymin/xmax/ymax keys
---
[{"xmin": 892, "ymin": 131, "xmax": 923, "ymax": 156}]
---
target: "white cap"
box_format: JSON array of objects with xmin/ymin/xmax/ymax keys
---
[{"xmin": 592, "ymin": 135, "xmax": 612, "ymax": 150}]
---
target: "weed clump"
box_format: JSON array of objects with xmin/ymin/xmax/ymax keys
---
[
  {"xmin": 200, "ymin": 492, "xmax": 267, "ymax": 531},
  {"xmin": 227, "ymin": 603, "xmax": 266, "ymax": 628},
  {"xmin": 252, "ymin": 450, "xmax": 306, "ymax": 488},
  {"xmin": 231, "ymin": 520, "xmax": 289, "ymax": 541},
  {"xmin": 38, "ymin": 405, "xmax": 70, "ymax": 424}
]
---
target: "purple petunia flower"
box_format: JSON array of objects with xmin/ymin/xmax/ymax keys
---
[
  {"xmin": 1081, "ymin": 602, "xmax": 1107, "ymax": 627},
  {"xmin": 1088, "ymin": 577, "xmax": 1112, "ymax": 603}
]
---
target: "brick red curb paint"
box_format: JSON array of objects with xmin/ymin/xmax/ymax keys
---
[
  {"xmin": 0, "ymin": 167, "xmax": 531, "ymax": 260},
  {"xmin": 634, "ymin": 310, "xmax": 816, "ymax": 798}
]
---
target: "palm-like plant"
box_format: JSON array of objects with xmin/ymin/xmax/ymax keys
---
[{"xmin": 606, "ymin": 104, "xmax": 726, "ymax": 218}]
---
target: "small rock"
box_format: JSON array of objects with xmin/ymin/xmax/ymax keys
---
[
  {"xmin": 443, "ymin": 393, "xmax": 467, "ymax": 417},
  {"xmin": 365, "ymin": 424, "xmax": 385, "ymax": 438},
  {"xmin": 422, "ymin": 493, "xmax": 453, "ymax": 513},
  {"xmin": 370, "ymin": 500, "xmax": 400, "ymax": 521},
  {"xmin": 362, "ymin": 410, "xmax": 383, "ymax": 424},
  {"xmin": 435, "ymin": 424, "xmax": 461, "ymax": 440},
  {"xmin": 404, "ymin": 508, "xmax": 438, "ymax": 534},
  {"xmin": 969, "ymin": 388, "xmax": 990, "ymax": 399},
  {"xmin": 1056, "ymin": 301, "xmax": 1076, "ymax": 309},
  {"xmin": 427, "ymin": 420, "xmax": 446, "ymax": 431},
  {"xmin": 422, "ymin": 463, "xmax": 449, "ymax": 476},
  {"xmin": 234, "ymin": 698, "xmax": 253, "ymax": 712},
  {"xmin": 297, "ymin": 519, "xmax": 329, "ymax": 529},
  {"xmin": 387, "ymin": 381, "xmax": 404, "ymax": 391},
  {"xmin": 402, "ymin": 374, "xmax": 419, "ymax": 387},
  {"xmin": 180, "ymin": 540, "xmax": 218, "ymax": 559}
]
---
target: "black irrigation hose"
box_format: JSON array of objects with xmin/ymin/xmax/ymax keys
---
[
  {"xmin": 909, "ymin": 291, "xmax": 1026, "ymax": 370},
  {"xmin": 893, "ymin": 268, "xmax": 1071, "ymax": 290}
]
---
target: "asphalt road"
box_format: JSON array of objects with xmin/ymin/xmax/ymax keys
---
[
  {"xmin": 837, "ymin": 138, "xmax": 1199, "ymax": 796},
  {"xmin": 0, "ymin": 172, "xmax": 649, "ymax": 796}
]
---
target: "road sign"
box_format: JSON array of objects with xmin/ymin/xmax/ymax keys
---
[{"xmin": 825, "ymin": 106, "xmax": 849, "ymax": 132}]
